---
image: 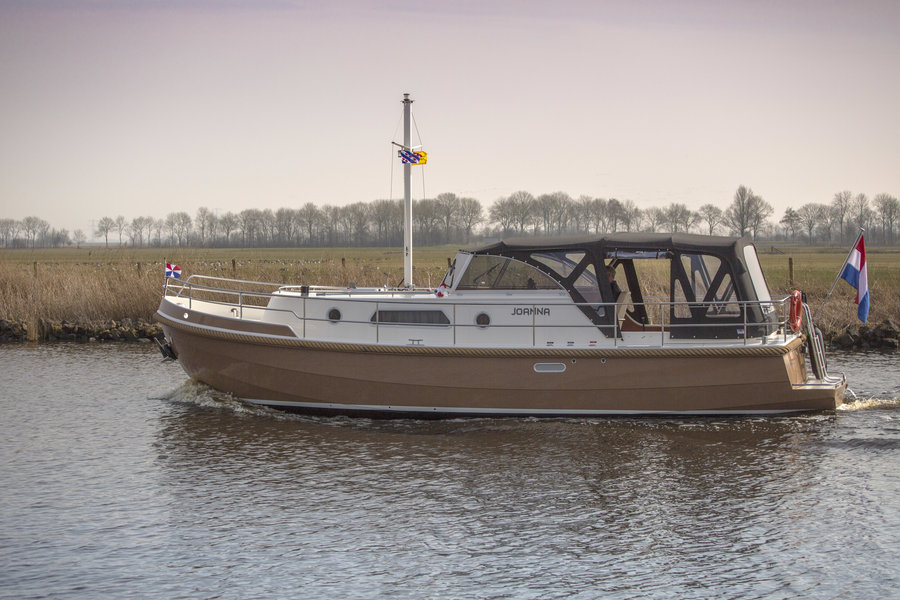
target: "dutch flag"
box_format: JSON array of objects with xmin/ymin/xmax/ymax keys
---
[
  {"xmin": 165, "ymin": 263, "xmax": 182, "ymax": 279},
  {"xmin": 840, "ymin": 235, "xmax": 869, "ymax": 322}
]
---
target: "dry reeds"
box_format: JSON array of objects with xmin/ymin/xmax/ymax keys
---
[{"xmin": 1, "ymin": 246, "xmax": 897, "ymax": 338}]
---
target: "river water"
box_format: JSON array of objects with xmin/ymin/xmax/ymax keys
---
[{"xmin": 1, "ymin": 344, "xmax": 898, "ymax": 599}]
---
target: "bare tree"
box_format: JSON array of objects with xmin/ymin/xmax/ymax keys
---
[
  {"xmin": 38, "ymin": 220, "xmax": 51, "ymax": 246},
  {"xmin": 489, "ymin": 196, "xmax": 518, "ymax": 236},
  {"xmin": 607, "ymin": 198, "xmax": 624, "ymax": 232},
  {"xmin": 749, "ymin": 198, "xmax": 773, "ymax": 240},
  {"xmin": 574, "ymin": 196, "xmax": 600, "ymax": 233},
  {"xmin": 507, "ymin": 190, "xmax": 536, "ymax": 234},
  {"xmin": 129, "ymin": 216, "xmax": 153, "ymax": 247},
  {"xmin": 126, "ymin": 220, "xmax": 138, "ymax": 247},
  {"xmin": 643, "ymin": 206, "xmax": 666, "ymax": 232},
  {"xmin": 151, "ymin": 219, "xmax": 164, "ymax": 246},
  {"xmin": 21, "ymin": 216, "xmax": 47, "ymax": 248},
  {"xmin": 165, "ymin": 212, "xmax": 193, "ymax": 247},
  {"xmin": 196, "ymin": 207, "xmax": 214, "ymax": 246},
  {"xmin": 238, "ymin": 209, "xmax": 261, "ymax": 247},
  {"xmin": 95, "ymin": 216, "xmax": 114, "ymax": 248},
  {"xmin": 457, "ymin": 197, "xmax": 483, "ymax": 244},
  {"xmin": 73, "ymin": 229, "xmax": 86, "ymax": 248},
  {"xmin": 274, "ymin": 208, "xmax": 296, "ymax": 246},
  {"xmin": 535, "ymin": 193, "xmax": 559, "ymax": 235},
  {"xmin": 412, "ymin": 198, "xmax": 441, "ymax": 246},
  {"xmin": 619, "ymin": 200, "xmax": 641, "ymax": 232},
  {"xmin": 698, "ymin": 204, "xmax": 724, "ymax": 235},
  {"xmin": 725, "ymin": 186, "xmax": 771, "ymax": 239},
  {"xmin": 297, "ymin": 203, "xmax": 322, "ymax": 246},
  {"xmin": 874, "ymin": 193, "xmax": 899, "ymax": 244},
  {"xmin": 346, "ymin": 202, "xmax": 370, "ymax": 246},
  {"xmin": 434, "ymin": 192, "xmax": 461, "ymax": 244},
  {"xmin": 779, "ymin": 207, "xmax": 801, "ymax": 241},
  {"xmin": 831, "ymin": 190, "xmax": 852, "ymax": 243},
  {"xmin": 217, "ymin": 212, "xmax": 237, "ymax": 246},
  {"xmin": 259, "ymin": 209, "xmax": 276, "ymax": 246},
  {"xmin": 664, "ymin": 203, "xmax": 697, "ymax": 232},
  {"xmin": 114, "ymin": 215, "xmax": 127, "ymax": 246},
  {"xmin": 0, "ymin": 218, "xmax": 20, "ymax": 247},
  {"xmin": 725, "ymin": 186, "xmax": 754, "ymax": 237},
  {"xmin": 797, "ymin": 203, "xmax": 826, "ymax": 244},
  {"xmin": 204, "ymin": 208, "xmax": 219, "ymax": 244},
  {"xmin": 40, "ymin": 227, "xmax": 67, "ymax": 247},
  {"xmin": 549, "ymin": 191, "xmax": 572, "ymax": 233},
  {"xmin": 850, "ymin": 193, "xmax": 872, "ymax": 233},
  {"xmin": 368, "ymin": 200, "xmax": 397, "ymax": 246},
  {"xmin": 319, "ymin": 206, "xmax": 339, "ymax": 246}
]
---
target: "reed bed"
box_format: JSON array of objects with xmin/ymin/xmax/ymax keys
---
[{"xmin": 1, "ymin": 245, "xmax": 898, "ymax": 340}]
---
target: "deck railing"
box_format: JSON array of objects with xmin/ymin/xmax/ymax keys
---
[{"xmin": 163, "ymin": 275, "xmax": 795, "ymax": 346}]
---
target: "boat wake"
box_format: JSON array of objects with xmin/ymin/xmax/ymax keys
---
[
  {"xmin": 158, "ymin": 380, "xmax": 298, "ymax": 421},
  {"xmin": 838, "ymin": 396, "xmax": 900, "ymax": 411}
]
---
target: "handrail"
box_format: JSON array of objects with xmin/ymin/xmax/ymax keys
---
[
  {"xmin": 802, "ymin": 302, "xmax": 831, "ymax": 380},
  {"xmin": 162, "ymin": 275, "xmax": 795, "ymax": 347}
]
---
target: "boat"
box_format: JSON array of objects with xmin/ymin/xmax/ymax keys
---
[{"xmin": 155, "ymin": 96, "xmax": 846, "ymax": 417}]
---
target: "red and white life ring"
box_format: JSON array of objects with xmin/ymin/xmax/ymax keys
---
[{"xmin": 789, "ymin": 290, "xmax": 803, "ymax": 332}]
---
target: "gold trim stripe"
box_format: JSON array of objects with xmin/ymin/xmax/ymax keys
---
[{"xmin": 157, "ymin": 311, "xmax": 800, "ymax": 359}]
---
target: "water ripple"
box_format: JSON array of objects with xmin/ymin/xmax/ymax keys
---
[{"xmin": 1, "ymin": 344, "xmax": 899, "ymax": 599}]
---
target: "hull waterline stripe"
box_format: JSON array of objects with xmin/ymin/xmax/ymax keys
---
[{"xmin": 244, "ymin": 398, "xmax": 807, "ymax": 416}]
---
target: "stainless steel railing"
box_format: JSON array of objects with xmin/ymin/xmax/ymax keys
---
[{"xmin": 162, "ymin": 275, "xmax": 795, "ymax": 346}]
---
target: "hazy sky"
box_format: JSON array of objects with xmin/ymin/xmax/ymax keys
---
[{"xmin": 2, "ymin": 0, "xmax": 899, "ymax": 239}]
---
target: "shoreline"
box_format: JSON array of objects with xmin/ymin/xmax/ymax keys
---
[
  {"xmin": 0, "ymin": 318, "xmax": 162, "ymax": 344},
  {"xmin": 1, "ymin": 316, "xmax": 896, "ymax": 352}
]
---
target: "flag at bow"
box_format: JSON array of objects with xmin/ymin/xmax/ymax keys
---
[
  {"xmin": 840, "ymin": 234, "xmax": 868, "ymax": 322},
  {"xmin": 165, "ymin": 263, "xmax": 182, "ymax": 279}
]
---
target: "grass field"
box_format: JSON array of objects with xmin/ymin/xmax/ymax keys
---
[{"xmin": 1, "ymin": 244, "xmax": 898, "ymax": 337}]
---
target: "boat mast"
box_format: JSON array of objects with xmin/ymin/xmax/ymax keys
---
[{"xmin": 402, "ymin": 93, "xmax": 413, "ymax": 288}]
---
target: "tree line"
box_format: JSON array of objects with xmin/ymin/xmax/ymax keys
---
[{"xmin": 2, "ymin": 186, "xmax": 898, "ymax": 249}]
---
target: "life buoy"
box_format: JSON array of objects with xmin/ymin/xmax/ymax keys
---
[{"xmin": 789, "ymin": 290, "xmax": 803, "ymax": 332}]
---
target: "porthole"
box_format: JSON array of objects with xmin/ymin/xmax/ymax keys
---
[
  {"xmin": 328, "ymin": 308, "xmax": 342, "ymax": 322},
  {"xmin": 475, "ymin": 313, "xmax": 490, "ymax": 328}
]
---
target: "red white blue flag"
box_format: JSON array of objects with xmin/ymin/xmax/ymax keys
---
[
  {"xmin": 840, "ymin": 235, "xmax": 868, "ymax": 322},
  {"xmin": 165, "ymin": 263, "xmax": 182, "ymax": 279}
]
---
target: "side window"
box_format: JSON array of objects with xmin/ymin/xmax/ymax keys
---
[
  {"xmin": 531, "ymin": 252, "xmax": 585, "ymax": 279},
  {"xmin": 456, "ymin": 255, "xmax": 561, "ymax": 290},
  {"xmin": 531, "ymin": 251, "xmax": 601, "ymax": 302},
  {"xmin": 495, "ymin": 259, "xmax": 559, "ymax": 289},
  {"xmin": 574, "ymin": 263, "xmax": 601, "ymax": 304},
  {"xmin": 676, "ymin": 253, "xmax": 740, "ymax": 318},
  {"xmin": 743, "ymin": 244, "xmax": 773, "ymax": 314},
  {"xmin": 706, "ymin": 272, "xmax": 740, "ymax": 316}
]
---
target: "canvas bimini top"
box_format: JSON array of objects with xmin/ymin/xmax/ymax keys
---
[{"xmin": 455, "ymin": 233, "xmax": 777, "ymax": 340}]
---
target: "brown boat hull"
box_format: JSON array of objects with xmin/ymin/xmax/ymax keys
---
[{"xmin": 158, "ymin": 309, "xmax": 845, "ymax": 417}]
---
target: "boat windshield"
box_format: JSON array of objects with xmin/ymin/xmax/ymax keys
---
[
  {"xmin": 531, "ymin": 252, "xmax": 602, "ymax": 303},
  {"xmin": 743, "ymin": 244, "xmax": 774, "ymax": 312},
  {"xmin": 456, "ymin": 255, "xmax": 563, "ymax": 290}
]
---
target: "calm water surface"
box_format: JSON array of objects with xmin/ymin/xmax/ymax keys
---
[{"xmin": 1, "ymin": 344, "xmax": 898, "ymax": 599}]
